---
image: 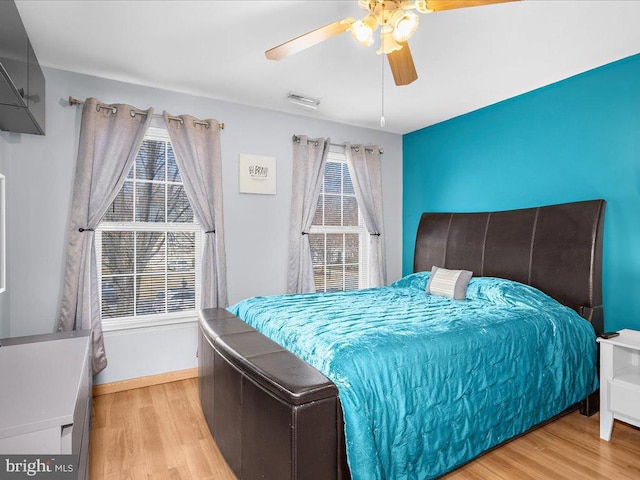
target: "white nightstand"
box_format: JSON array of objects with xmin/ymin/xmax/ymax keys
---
[
  {"xmin": 0, "ymin": 331, "xmax": 92, "ymax": 479},
  {"xmin": 597, "ymin": 329, "xmax": 640, "ymax": 441}
]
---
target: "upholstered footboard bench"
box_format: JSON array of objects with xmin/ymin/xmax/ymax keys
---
[{"xmin": 198, "ymin": 307, "xmax": 350, "ymax": 480}]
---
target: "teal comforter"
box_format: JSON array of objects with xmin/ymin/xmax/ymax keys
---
[{"xmin": 229, "ymin": 273, "xmax": 598, "ymax": 479}]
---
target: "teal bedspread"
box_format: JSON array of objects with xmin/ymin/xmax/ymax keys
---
[{"xmin": 228, "ymin": 273, "xmax": 598, "ymax": 479}]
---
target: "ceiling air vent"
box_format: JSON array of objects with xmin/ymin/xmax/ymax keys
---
[{"xmin": 286, "ymin": 93, "xmax": 320, "ymax": 110}]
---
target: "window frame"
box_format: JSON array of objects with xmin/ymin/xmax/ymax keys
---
[
  {"xmin": 309, "ymin": 147, "xmax": 370, "ymax": 292},
  {"xmin": 96, "ymin": 126, "xmax": 202, "ymax": 332}
]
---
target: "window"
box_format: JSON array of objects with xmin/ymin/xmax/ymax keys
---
[
  {"xmin": 96, "ymin": 127, "xmax": 201, "ymax": 329},
  {"xmin": 309, "ymin": 148, "xmax": 369, "ymax": 292}
]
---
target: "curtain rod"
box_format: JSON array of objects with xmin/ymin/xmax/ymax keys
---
[
  {"xmin": 292, "ymin": 135, "xmax": 383, "ymax": 155},
  {"xmin": 68, "ymin": 96, "xmax": 224, "ymax": 130}
]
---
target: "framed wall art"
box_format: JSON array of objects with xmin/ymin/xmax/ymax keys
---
[{"xmin": 239, "ymin": 154, "xmax": 276, "ymax": 195}]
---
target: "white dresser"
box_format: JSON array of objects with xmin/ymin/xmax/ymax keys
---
[
  {"xmin": 597, "ymin": 329, "xmax": 640, "ymax": 441},
  {"xmin": 0, "ymin": 331, "xmax": 92, "ymax": 479}
]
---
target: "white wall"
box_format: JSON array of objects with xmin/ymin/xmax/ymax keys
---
[
  {"xmin": 6, "ymin": 67, "xmax": 403, "ymax": 383},
  {"xmin": 0, "ymin": 132, "xmax": 8, "ymax": 338}
]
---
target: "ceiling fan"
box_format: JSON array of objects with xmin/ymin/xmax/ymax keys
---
[{"xmin": 265, "ymin": 0, "xmax": 519, "ymax": 86}]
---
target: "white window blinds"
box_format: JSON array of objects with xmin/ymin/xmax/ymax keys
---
[
  {"xmin": 309, "ymin": 149, "xmax": 369, "ymax": 292},
  {"xmin": 96, "ymin": 127, "xmax": 202, "ymax": 329}
]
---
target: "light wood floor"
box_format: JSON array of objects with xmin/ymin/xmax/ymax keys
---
[{"xmin": 90, "ymin": 379, "xmax": 640, "ymax": 480}]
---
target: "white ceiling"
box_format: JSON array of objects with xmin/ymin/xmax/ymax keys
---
[{"xmin": 15, "ymin": 0, "xmax": 640, "ymax": 135}]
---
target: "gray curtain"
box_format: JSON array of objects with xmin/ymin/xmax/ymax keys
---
[
  {"xmin": 59, "ymin": 97, "xmax": 152, "ymax": 374},
  {"xmin": 345, "ymin": 143, "xmax": 386, "ymax": 287},
  {"xmin": 163, "ymin": 113, "xmax": 228, "ymax": 308},
  {"xmin": 287, "ymin": 135, "xmax": 330, "ymax": 294}
]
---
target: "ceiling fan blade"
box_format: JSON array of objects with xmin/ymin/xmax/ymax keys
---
[
  {"xmin": 387, "ymin": 42, "xmax": 418, "ymax": 86},
  {"xmin": 426, "ymin": 0, "xmax": 519, "ymax": 12},
  {"xmin": 265, "ymin": 18, "xmax": 355, "ymax": 61}
]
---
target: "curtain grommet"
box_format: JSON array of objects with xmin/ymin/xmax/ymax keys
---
[{"xmin": 96, "ymin": 104, "xmax": 117, "ymax": 114}]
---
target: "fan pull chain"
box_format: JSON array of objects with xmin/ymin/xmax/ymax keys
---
[{"xmin": 380, "ymin": 26, "xmax": 386, "ymax": 129}]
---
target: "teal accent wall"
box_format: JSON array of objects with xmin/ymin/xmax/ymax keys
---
[{"xmin": 403, "ymin": 54, "xmax": 640, "ymax": 332}]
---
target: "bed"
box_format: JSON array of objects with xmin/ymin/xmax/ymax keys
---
[{"xmin": 198, "ymin": 199, "xmax": 605, "ymax": 480}]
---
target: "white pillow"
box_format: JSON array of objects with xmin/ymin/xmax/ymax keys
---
[{"xmin": 426, "ymin": 266, "xmax": 473, "ymax": 300}]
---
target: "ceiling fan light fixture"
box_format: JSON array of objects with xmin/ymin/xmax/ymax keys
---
[
  {"xmin": 351, "ymin": 14, "xmax": 378, "ymax": 46},
  {"xmin": 376, "ymin": 26, "xmax": 402, "ymax": 55},
  {"xmin": 414, "ymin": 0, "xmax": 433, "ymax": 14},
  {"xmin": 265, "ymin": 0, "xmax": 518, "ymax": 89},
  {"xmin": 392, "ymin": 11, "xmax": 419, "ymax": 43}
]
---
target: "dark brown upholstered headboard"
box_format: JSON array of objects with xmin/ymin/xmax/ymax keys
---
[{"xmin": 414, "ymin": 200, "xmax": 605, "ymax": 330}]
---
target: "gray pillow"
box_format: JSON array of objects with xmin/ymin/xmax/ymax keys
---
[{"xmin": 426, "ymin": 266, "xmax": 473, "ymax": 300}]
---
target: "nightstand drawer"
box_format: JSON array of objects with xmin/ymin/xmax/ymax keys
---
[{"xmin": 609, "ymin": 378, "xmax": 640, "ymax": 419}]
